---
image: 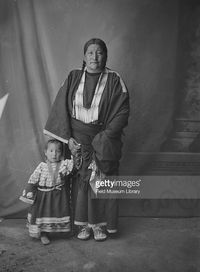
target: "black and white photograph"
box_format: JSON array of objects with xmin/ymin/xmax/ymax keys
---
[{"xmin": 0, "ymin": 0, "xmax": 199, "ymax": 271}]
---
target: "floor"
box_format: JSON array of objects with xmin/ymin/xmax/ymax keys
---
[{"xmin": 0, "ymin": 217, "xmax": 199, "ymax": 272}]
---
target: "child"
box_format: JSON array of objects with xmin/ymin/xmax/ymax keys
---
[{"xmin": 19, "ymin": 138, "xmax": 73, "ymax": 245}]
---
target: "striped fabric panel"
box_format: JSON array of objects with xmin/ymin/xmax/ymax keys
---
[
  {"xmin": 36, "ymin": 216, "xmax": 70, "ymax": 224},
  {"xmin": 73, "ymin": 68, "xmax": 108, "ymax": 123}
]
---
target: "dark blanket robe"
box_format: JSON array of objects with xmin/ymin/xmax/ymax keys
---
[{"xmin": 44, "ymin": 68, "xmax": 130, "ymax": 174}]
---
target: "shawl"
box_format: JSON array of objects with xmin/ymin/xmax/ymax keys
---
[{"xmin": 44, "ymin": 68, "xmax": 130, "ymax": 172}]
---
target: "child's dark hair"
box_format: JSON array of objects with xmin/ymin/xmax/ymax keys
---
[{"xmin": 45, "ymin": 138, "xmax": 63, "ymax": 153}]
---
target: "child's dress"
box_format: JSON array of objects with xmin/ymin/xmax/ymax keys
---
[{"xmin": 19, "ymin": 159, "xmax": 73, "ymax": 238}]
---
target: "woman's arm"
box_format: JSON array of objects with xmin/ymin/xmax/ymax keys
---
[
  {"xmin": 92, "ymin": 73, "xmax": 130, "ymax": 161},
  {"xmin": 44, "ymin": 74, "xmax": 73, "ymax": 143}
]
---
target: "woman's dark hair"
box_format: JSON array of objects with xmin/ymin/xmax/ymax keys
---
[{"xmin": 82, "ymin": 38, "xmax": 108, "ymax": 70}]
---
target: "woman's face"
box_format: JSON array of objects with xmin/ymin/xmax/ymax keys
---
[{"xmin": 84, "ymin": 44, "xmax": 106, "ymax": 73}]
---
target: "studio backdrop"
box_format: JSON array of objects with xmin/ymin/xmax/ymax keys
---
[{"xmin": 0, "ymin": 0, "xmax": 180, "ymax": 217}]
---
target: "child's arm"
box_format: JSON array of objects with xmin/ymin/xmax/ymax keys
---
[
  {"xmin": 19, "ymin": 163, "xmax": 42, "ymax": 204},
  {"xmin": 59, "ymin": 158, "xmax": 74, "ymax": 178}
]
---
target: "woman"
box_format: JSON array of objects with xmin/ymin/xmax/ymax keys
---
[{"xmin": 44, "ymin": 38, "xmax": 129, "ymax": 241}]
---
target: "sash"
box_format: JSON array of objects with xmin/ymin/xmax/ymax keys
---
[{"xmin": 70, "ymin": 117, "xmax": 102, "ymax": 145}]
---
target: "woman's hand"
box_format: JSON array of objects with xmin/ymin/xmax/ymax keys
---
[{"xmin": 68, "ymin": 137, "xmax": 81, "ymax": 155}]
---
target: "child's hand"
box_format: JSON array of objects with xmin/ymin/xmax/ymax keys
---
[{"xmin": 26, "ymin": 192, "xmax": 33, "ymax": 199}]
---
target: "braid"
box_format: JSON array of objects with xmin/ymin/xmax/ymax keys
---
[{"xmin": 82, "ymin": 60, "xmax": 86, "ymax": 72}]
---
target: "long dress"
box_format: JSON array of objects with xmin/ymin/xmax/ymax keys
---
[
  {"xmin": 44, "ymin": 68, "xmax": 130, "ymax": 232},
  {"xmin": 19, "ymin": 159, "xmax": 73, "ymax": 238}
]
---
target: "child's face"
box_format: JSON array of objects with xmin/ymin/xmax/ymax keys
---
[{"xmin": 45, "ymin": 142, "xmax": 62, "ymax": 163}]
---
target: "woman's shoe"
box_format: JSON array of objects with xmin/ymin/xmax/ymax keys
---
[
  {"xmin": 93, "ymin": 226, "xmax": 107, "ymax": 241},
  {"xmin": 77, "ymin": 226, "xmax": 91, "ymax": 240},
  {"xmin": 107, "ymin": 231, "xmax": 118, "ymax": 239},
  {"xmin": 40, "ymin": 233, "xmax": 50, "ymax": 245}
]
